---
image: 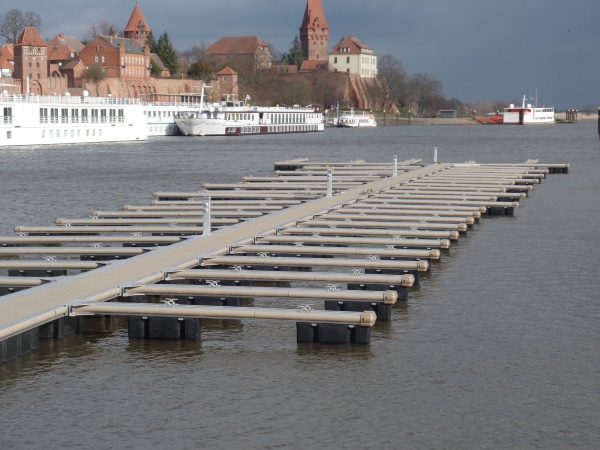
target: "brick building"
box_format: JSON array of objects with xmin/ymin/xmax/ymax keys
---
[
  {"xmin": 207, "ymin": 36, "xmax": 273, "ymax": 71},
  {"xmin": 299, "ymin": 0, "xmax": 329, "ymax": 66},
  {"xmin": 12, "ymin": 27, "xmax": 67, "ymax": 94},
  {"xmin": 79, "ymin": 35, "xmax": 151, "ymax": 80}
]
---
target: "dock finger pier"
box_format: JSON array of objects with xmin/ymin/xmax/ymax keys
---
[{"xmin": 0, "ymin": 155, "xmax": 569, "ymax": 364}]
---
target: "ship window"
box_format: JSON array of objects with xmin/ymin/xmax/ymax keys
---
[{"xmin": 7, "ymin": 131, "xmax": 11, "ymax": 139}]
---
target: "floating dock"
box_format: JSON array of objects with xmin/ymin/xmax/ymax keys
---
[{"xmin": 0, "ymin": 157, "xmax": 569, "ymax": 364}]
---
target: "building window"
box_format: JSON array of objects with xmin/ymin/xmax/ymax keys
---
[
  {"xmin": 334, "ymin": 57, "xmax": 337, "ymax": 63},
  {"xmin": 95, "ymin": 56, "xmax": 99, "ymax": 62},
  {"xmin": 347, "ymin": 57, "xmax": 350, "ymax": 63},
  {"xmin": 102, "ymin": 56, "xmax": 105, "ymax": 63}
]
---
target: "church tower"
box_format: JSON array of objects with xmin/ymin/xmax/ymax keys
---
[
  {"xmin": 299, "ymin": 0, "xmax": 329, "ymax": 61},
  {"xmin": 124, "ymin": 3, "xmax": 151, "ymax": 46}
]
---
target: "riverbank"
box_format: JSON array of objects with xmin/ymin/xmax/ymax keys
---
[
  {"xmin": 373, "ymin": 112, "xmax": 596, "ymax": 126},
  {"xmin": 376, "ymin": 117, "xmax": 478, "ymax": 126}
]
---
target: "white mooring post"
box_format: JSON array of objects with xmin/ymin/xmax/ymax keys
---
[
  {"xmin": 433, "ymin": 147, "xmax": 438, "ymax": 163},
  {"xmin": 203, "ymin": 194, "xmax": 212, "ymax": 235},
  {"xmin": 393, "ymin": 155, "xmax": 398, "ymax": 177},
  {"xmin": 326, "ymin": 169, "xmax": 333, "ymax": 197}
]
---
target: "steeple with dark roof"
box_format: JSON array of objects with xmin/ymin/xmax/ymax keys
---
[{"xmin": 299, "ymin": 0, "xmax": 329, "ymax": 61}]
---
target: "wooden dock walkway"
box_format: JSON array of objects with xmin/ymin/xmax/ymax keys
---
[{"xmin": 0, "ymin": 158, "xmax": 569, "ymax": 362}]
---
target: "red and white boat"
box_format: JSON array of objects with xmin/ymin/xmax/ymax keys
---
[{"xmin": 502, "ymin": 95, "xmax": 554, "ymax": 124}]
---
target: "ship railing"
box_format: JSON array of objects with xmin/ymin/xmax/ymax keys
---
[{"xmin": 2, "ymin": 93, "xmax": 143, "ymax": 106}]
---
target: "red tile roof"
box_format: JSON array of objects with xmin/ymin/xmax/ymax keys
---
[
  {"xmin": 48, "ymin": 46, "xmax": 75, "ymax": 62},
  {"xmin": 16, "ymin": 27, "xmax": 47, "ymax": 47},
  {"xmin": 218, "ymin": 66, "xmax": 238, "ymax": 76},
  {"xmin": 47, "ymin": 34, "xmax": 84, "ymax": 53},
  {"xmin": 330, "ymin": 35, "xmax": 373, "ymax": 54},
  {"xmin": 124, "ymin": 3, "xmax": 151, "ymax": 33},
  {"xmin": 208, "ymin": 36, "xmax": 269, "ymax": 55},
  {"xmin": 0, "ymin": 44, "xmax": 14, "ymax": 59},
  {"xmin": 0, "ymin": 56, "xmax": 12, "ymax": 69},
  {"xmin": 300, "ymin": 0, "xmax": 329, "ymax": 30},
  {"xmin": 300, "ymin": 59, "xmax": 328, "ymax": 71}
]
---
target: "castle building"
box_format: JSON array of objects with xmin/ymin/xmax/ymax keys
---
[
  {"xmin": 328, "ymin": 35, "xmax": 377, "ymax": 78},
  {"xmin": 13, "ymin": 27, "xmax": 48, "ymax": 94},
  {"xmin": 78, "ymin": 4, "xmax": 153, "ymax": 81},
  {"xmin": 299, "ymin": 0, "xmax": 329, "ymax": 62},
  {"xmin": 79, "ymin": 35, "xmax": 151, "ymax": 80}
]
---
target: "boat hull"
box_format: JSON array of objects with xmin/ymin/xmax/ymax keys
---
[
  {"xmin": 336, "ymin": 110, "xmax": 377, "ymax": 128},
  {"xmin": 175, "ymin": 120, "xmax": 324, "ymax": 136}
]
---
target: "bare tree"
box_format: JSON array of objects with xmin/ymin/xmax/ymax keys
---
[
  {"xmin": 83, "ymin": 20, "xmax": 122, "ymax": 44},
  {"xmin": 408, "ymin": 72, "xmax": 445, "ymax": 117},
  {"xmin": 377, "ymin": 55, "xmax": 408, "ymax": 112},
  {"xmin": 0, "ymin": 9, "xmax": 42, "ymax": 44},
  {"xmin": 312, "ymin": 67, "xmax": 345, "ymax": 110}
]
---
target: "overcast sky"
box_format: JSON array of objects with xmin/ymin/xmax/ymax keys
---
[{"xmin": 11, "ymin": 0, "xmax": 599, "ymax": 109}]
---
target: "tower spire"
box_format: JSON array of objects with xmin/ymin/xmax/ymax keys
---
[
  {"xmin": 124, "ymin": 3, "xmax": 151, "ymax": 46},
  {"xmin": 299, "ymin": 0, "xmax": 329, "ymax": 61}
]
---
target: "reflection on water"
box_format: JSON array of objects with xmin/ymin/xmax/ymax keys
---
[{"xmin": 1, "ymin": 122, "xmax": 599, "ymax": 448}]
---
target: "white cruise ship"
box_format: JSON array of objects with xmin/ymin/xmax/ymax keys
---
[
  {"xmin": 0, "ymin": 92, "xmax": 148, "ymax": 146},
  {"xmin": 144, "ymin": 93, "xmax": 204, "ymax": 137},
  {"xmin": 174, "ymin": 94, "xmax": 324, "ymax": 136}
]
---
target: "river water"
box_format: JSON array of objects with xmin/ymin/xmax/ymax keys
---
[{"xmin": 0, "ymin": 122, "xmax": 599, "ymax": 449}]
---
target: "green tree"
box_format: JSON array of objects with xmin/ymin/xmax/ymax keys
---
[
  {"xmin": 187, "ymin": 60, "xmax": 215, "ymax": 81},
  {"xmin": 0, "ymin": 9, "xmax": 42, "ymax": 44},
  {"xmin": 146, "ymin": 31, "xmax": 158, "ymax": 54},
  {"xmin": 150, "ymin": 58, "xmax": 162, "ymax": 77},
  {"xmin": 281, "ymin": 36, "xmax": 304, "ymax": 68},
  {"xmin": 157, "ymin": 31, "xmax": 179, "ymax": 75},
  {"xmin": 84, "ymin": 62, "xmax": 106, "ymax": 84}
]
